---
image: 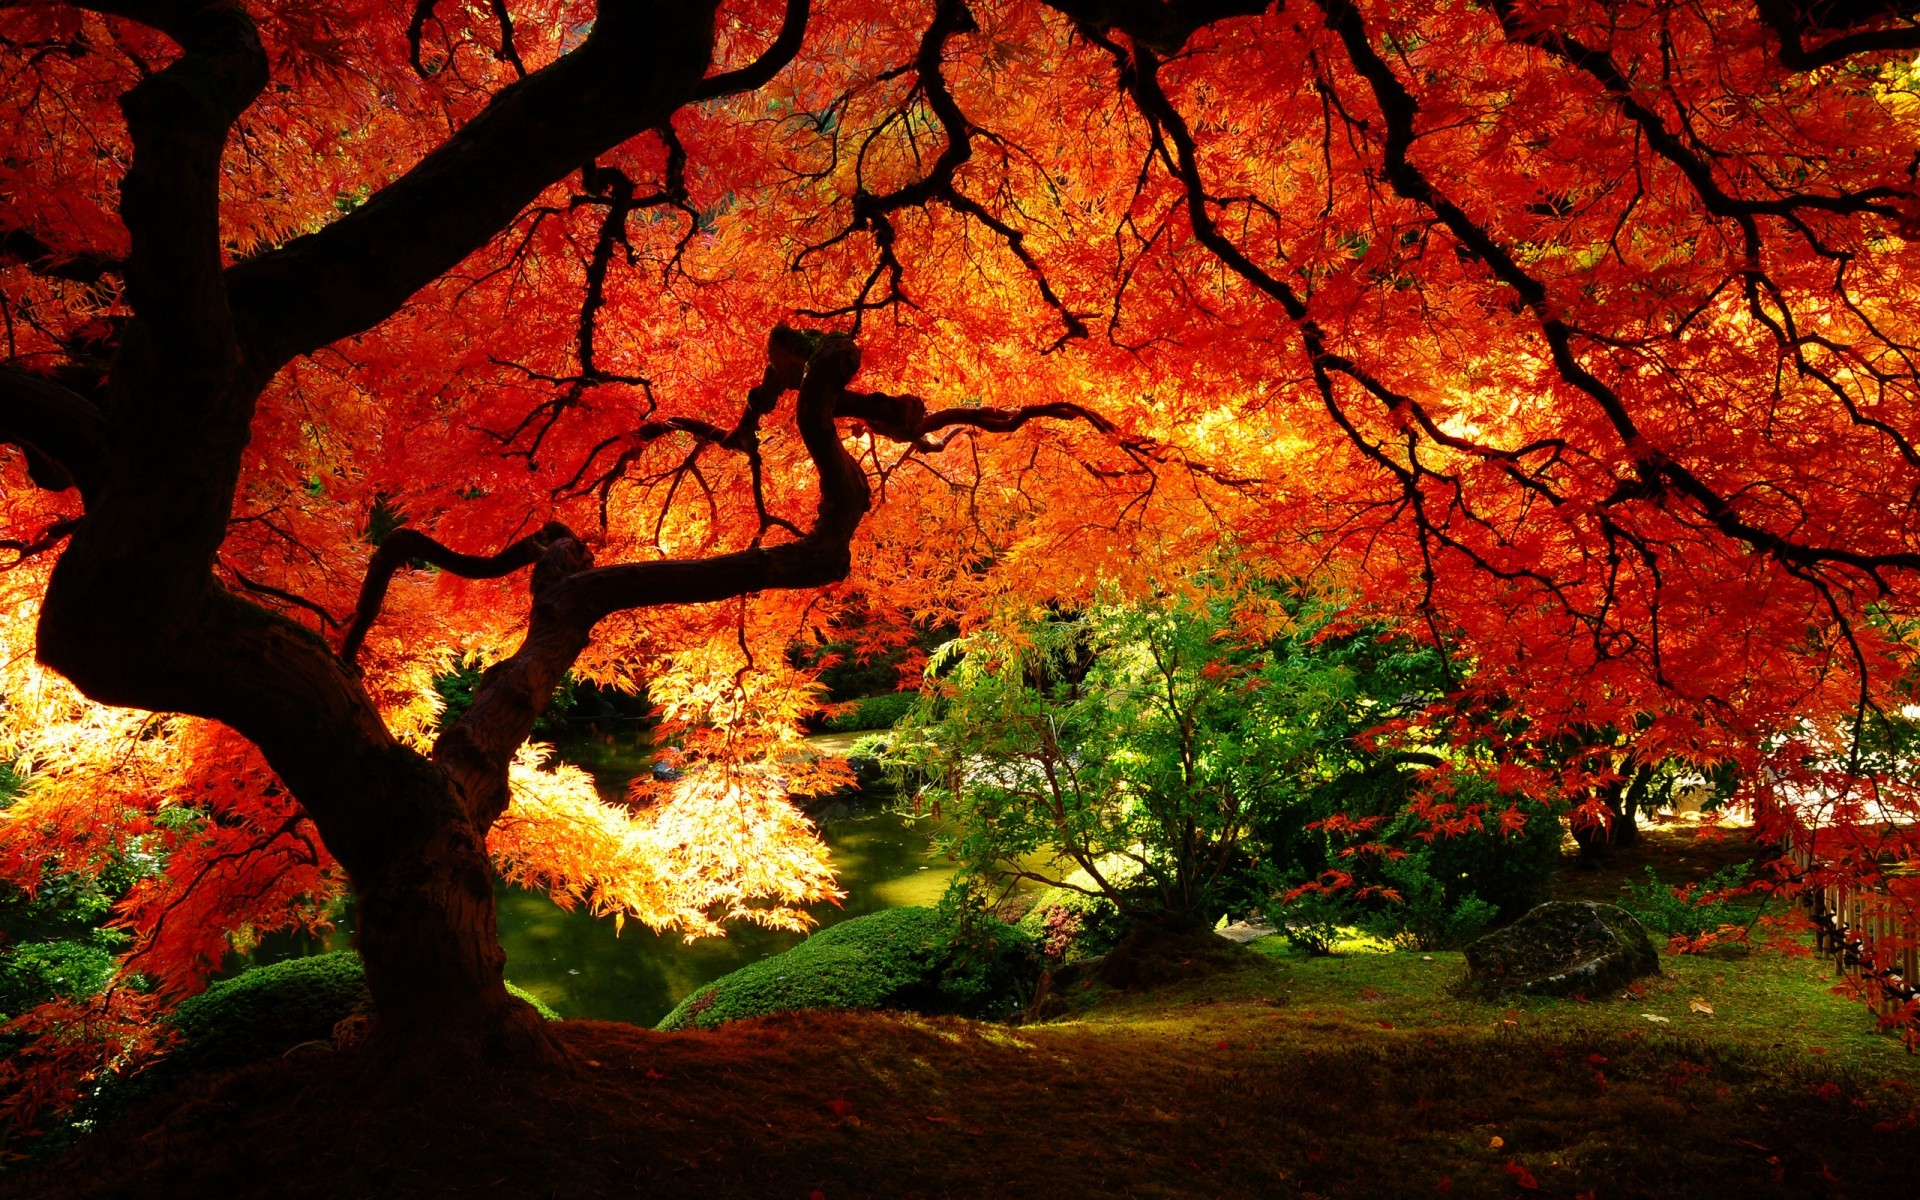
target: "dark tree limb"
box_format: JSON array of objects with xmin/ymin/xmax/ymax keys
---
[
  {"xmin": 1755, "ymin": 0, "xmax": 1920, "ymax": 68},
  {"xmin": 0, "ymin": 517, "xmax": 82, "ymax": 567},
  {"xmin": 218, "ymin": 559, "xmax": 340, "ymax": 632},
  {"xmin": 338, "ymin": 522, "xmax": 575, "ymax": 665},
  {"xmin": 0, "ymin": 227, "xmax": 123, "ymax": 285},
  {"xmin": 690, "ymin": 0, "xmax": 810, "ymax": 100},
  {"xmin": 0, "ymin": 366, "xmax": 107, "ymax": 497},
  {"xmin": 224, "ymin": 1, "xmax": 724, "ymax": 374},
  {"xmin": 434, "ymin": 331, "xmax": 872, "ymax": 826},
  {"xmin": 836, "ymin": 390, "xmax": 1115, "ymax": 450},
  {"xmin": 1039, "ymin": 0, "xmax": 1270, "ymax": 52}
]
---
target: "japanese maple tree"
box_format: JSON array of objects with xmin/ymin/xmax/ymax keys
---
[{"xmin": 5, "ymin": 0, "xmax": 1920, "ymax": 1095}]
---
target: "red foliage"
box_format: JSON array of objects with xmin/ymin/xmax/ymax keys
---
[{"xmin": 5, "ymin": 0, "xmax": 1920, "ymax": 1122}]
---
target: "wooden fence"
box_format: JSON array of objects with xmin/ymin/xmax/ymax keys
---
[{"xmin": 1787, "ymin": 836, "xmax": 1919, "ymax": 1044}]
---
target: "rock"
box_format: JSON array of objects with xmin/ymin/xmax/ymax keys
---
[
  {"xmin": 1214, "ymin": 920, "xmax": 1277, "ymax": 945},
  {"xmin": 1463, "ymin": 901, "xmax": 1658, "ymax": 997}
]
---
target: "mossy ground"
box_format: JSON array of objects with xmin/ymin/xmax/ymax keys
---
[{"xmin": 6, "ymin": 927, "xmax": 1915, "ymax": 1200}]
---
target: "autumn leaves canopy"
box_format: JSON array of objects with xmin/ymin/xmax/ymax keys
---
[{"xmin": 1, "ymin": 0, "xmax": 1919, "ymax": 1057}]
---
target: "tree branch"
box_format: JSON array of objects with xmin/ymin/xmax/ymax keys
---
[
  {"xmin": 434, "ymin": 329, "xmax": 868, "ymax": 825},
  {"xmin": 0, "ymin": 364, "xmax": 108, "ymax": 498},
  {"xmin": 1754, "ymin": 0, "xmax": 1920, "ymax": 68},
  {"xmin": 690, "ymin": 0, "xmax": 810, "ymax": 100},
  {"xmin": 338, "ymin": 522, "xmax": 575, "ymax": 665},
  {"xmin": 224, "ymin": 1, "xmax": 723, "ymax": 374},
  {"xmin": 1039, "ymin": 0, "xmax": 1270, "ymax": 52}
]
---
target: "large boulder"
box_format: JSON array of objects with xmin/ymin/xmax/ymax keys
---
[{"xmin": 1463, "ymin": 901, "xmax": 1659, "ymax": 997}]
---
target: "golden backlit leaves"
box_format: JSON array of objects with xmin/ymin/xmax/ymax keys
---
[{"xmin": 494, "ymin": 744, "xmax": 841, "ymax": 939}]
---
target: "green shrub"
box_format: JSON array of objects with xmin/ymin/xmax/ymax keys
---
[
  {"xmin": 0, "ymin": 936, "xmax": 119, "ymax": 1020},
  {"xmin": 35, "ymin": 951, "xmax": 558, "ymax": 1153},
  {"xmin": 1016, "ymin": 886, "xmax": 1130, "ymax": 963},
  {"xmin": 1623, "ymin": 862, "xmax": 1760, "ymax": 942},
  {"xmin": 823, "ymin": 691, "xmax": 919, "ymax": 733},
  {"xmin": 657, "ymin": 906, "xmax": 1037, "ymax": 1031},
  {"xmin": 844, "ymin": 732, "xmax": 892, "ymax": 786},
  {"xmin": 1271, "ymin": 891, "xmax": 1347, "ymax": 956},
  {"xmin": 1413, "ymin": 802, "xmax": 1563, "ymax": 920},
  {"xmin": 1360, "ymin": 849, "xmax": 1501, "ymax": 950},
  {"xmin": 129, "ymin": 953, "xmax": 557, "ymax": 1091}
]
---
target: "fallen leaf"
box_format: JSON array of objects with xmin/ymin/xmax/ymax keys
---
[
  {"xmin": 1642, "ymin": 1013, "xmax": 1671, "ymax": 1023},
  {"xmin": 1689, "ymin": 997, "xmax": 1714, "ymax": 1016},
  {"xmin": 1489, "ymin": 1135, "xmax": 1505, "ymax": 1149},
  {"xmin": 1504, "ymin": 1160, "xmax": 1539, "ymax": 1189}
]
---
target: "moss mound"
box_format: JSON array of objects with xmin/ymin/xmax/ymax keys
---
[
  {"xmin": 79, "ymin": 951, "xmax": 557, "ymax": 1130},
  {"xmin": 658, "ymin": 906, "xmax": 1036, "ymax": 1031},
  {"xmin": 166, "ymin": 952, "xmax": 559, "ymax": 1070},
  {"xmin": 166, "ymin": 951, "xmax": 372, "ymax": 1074}
]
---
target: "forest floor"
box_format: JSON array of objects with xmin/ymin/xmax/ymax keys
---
[{"xmin": 6, "ymin": 824, "xmax": 1917, "ymax": 1200}]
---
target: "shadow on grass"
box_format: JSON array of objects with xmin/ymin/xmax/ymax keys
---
[{"xmin": 8, "ymin": 934, "xmax": 1916, "ymax": 1200}]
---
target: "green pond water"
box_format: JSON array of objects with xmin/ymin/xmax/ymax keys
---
[{"xmin": 250, "ymin": 731, "xmax": 958, "ymax": 1028}]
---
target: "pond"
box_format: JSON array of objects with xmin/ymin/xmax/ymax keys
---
[{"xmin": 247, "ymin": 730, "xmax": 959, "ymax": 1028}]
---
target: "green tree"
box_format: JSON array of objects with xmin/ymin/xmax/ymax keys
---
[{"xmin": 889, "ymin": 582, "xmax": 1452, "ymax": 930}]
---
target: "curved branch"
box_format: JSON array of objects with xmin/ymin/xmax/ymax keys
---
[
  {"xmin": 434, "ymin": 331, "xmax": 870, "ymax": 825},
  {"xmin": 339, "ymin": 521, "xmax": 575, "ymax": 665},
  {"xmin": 0, "ymin": 359, "xmax": 108, "ymax": 499},
  {"xmin": 836, "ymin": 389, "xmax": 1115, "ymax": 449},
  {"xmin": 1755, "ymin": 0, "xmax": 1920, "ymax": 68},
  {"xmin": 225, "ymin": 2, "xmax": 722, "ymax": 373},
  {"xmin": 548, "ymin": 338, "xmax": 871, "ymax": 629},
  {"xmin": 690, "ymin": 0, "xmax": 810, "ymax": 100},
  {"xmin": 1038, "ymin": 0, "xmax": 1270, "ymax": 52},
  {"xmin": 1, "ymin": 517, "xmax": 81, "ymax": 568}
]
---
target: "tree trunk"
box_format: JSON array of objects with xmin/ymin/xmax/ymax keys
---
[
  {"xmin": 1571, "ymin": 772, "xmax": 1644, "ymax": 858},
  {"xmin": 352, "ymin": 811, "xmax": 555, "ymax": 1059}
]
